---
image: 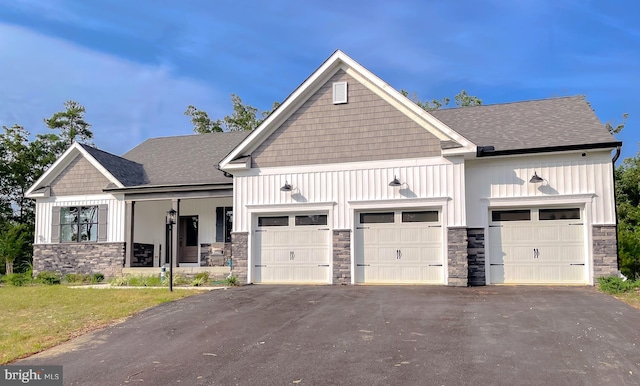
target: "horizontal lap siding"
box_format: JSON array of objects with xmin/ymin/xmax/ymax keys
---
[
  {"xmin": 234, "ymin": 159, "xmax": 465, "ymax": 231},
  {"xmin": 251, "ymin": 70, "xmax": 441, "ymax": 168},
  {"xmin": 465, "ymin": 151, "xmax": 615, "ymax": 226}
]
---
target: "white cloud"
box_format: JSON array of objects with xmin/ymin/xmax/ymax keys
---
[{"xmin": 0, "ymin": 22, "xmax": 226, "ymax": 155}]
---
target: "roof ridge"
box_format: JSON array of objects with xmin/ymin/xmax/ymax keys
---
[{"xmin": 432, "ymin": 95, "xmax": 584, "ymax": 111}]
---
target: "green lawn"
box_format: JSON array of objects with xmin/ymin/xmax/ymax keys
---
[
  {"xmin": 615, "ymin": 291, "xmax": 640, "ymax": 310},
  {"xmin": 0, "ymin": 286, "xmax": 203, "ymax": 364}
]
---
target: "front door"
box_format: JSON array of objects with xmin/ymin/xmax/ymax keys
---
[{"xmin": 179, "ymin": 216, "xmax": 199, "ymax": 264}]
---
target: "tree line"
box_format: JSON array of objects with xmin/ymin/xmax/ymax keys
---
[{"xmin": 1, "ymin": 92, "xmax": 638, "ymax": 280}]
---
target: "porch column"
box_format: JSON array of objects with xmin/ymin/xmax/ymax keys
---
[
  {"xmin": 171, "ymin": 199, "xmax": 180, "ymax": 268},
  {"xmin": 124, "ymin": 201, "xmax": 135, "ymax": 268}
]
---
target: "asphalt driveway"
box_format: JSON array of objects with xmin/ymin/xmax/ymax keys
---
[{"xmin": 18, "ymin": 286, "xmax": 640, "ymax": 385}]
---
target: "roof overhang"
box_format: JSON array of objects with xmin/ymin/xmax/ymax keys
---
[
  {"xmin": 103, "ymin": 182, "xmax": 233, "ymax": 195},
  {"xmin": 475, "ymin": 141, "xmax": 622, "ymax": 158},
  {"xmin": 25, "ymin": 142, "xmax": 125, "ymax": 198},
  {"xmin": 219, "ymin": 50, "xmax": 477, "ymax": 170}
]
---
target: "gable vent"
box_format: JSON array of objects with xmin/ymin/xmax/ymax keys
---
[{"xmin": 333, "ymin": 81, "xmax": 348, "ymax": 104}]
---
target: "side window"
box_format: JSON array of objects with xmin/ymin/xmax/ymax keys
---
[
  {"xmin": 59, "ymin": 206, "xmax": 100, "ymax": 242},
  {"xmin": 216, "ymin": 207, "xmax": 233, "ymax": 243}
]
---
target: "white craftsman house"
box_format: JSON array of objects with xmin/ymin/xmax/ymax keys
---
[
  {"xmin": 27, "ymin": 50, "xmax": 621, "ymax": 286},
  {"xmin": 26, "ymin": 133, "xmax": 248, "ymax": 279}
]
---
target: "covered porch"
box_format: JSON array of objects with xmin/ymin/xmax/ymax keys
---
[{"xmin": 120, "ymin": 187, "xmax": 234, "ymax": 277}]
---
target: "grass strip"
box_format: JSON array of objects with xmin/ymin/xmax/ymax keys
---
[{"xmin": 0, "ymin": 285, "xmax": 202, "ymax": 364}]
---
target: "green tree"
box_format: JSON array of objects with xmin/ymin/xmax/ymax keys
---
[
  {"xmin": 186, "ymin": 94, "xmax": 280, "ymax": 133},
  {"xmin": 616, "ymin": 152, "xmax": 640, "ymax": 279},
  {"xmin": 44, "ymin": 100, "xmax": 93, "ymax": 155},
  {"xmin": 606, "ymin": 113, "xmax": 629, "ymax": 135},
  {"xmin": 184, "ymin": 105, "xmax": 224, "ymax": 134},
  {"xmin": 400, "ymin": 89, "xmax": 482, "ymax": 111},
  {"xmin": 0, "ymin": 222, "xmax": 29, "ymax": 275}
]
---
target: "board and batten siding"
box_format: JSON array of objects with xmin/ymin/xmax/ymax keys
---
[
  {"xmin": 34, "ymin": 195, "xmax": 126, "ymax": 244},
  {"xmin": 465, "ymin": 151, "xmax": 616, "ymax": 226},
  {"xmin": 233, "ymin": 157, "xmax": 466, "ymax": 231}
]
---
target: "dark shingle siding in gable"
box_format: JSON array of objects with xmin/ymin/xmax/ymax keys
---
[
  {"xmin": 122, "ymin": 131, "xmax": 250, "ymax": 186},
  {"xmin": 430, "ymin": 96, "xmax": 617, "ymax": 152}
]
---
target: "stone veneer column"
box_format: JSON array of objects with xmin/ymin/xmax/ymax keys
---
[
  {"xmin": 447, "ymin": 227, "xmax": 468, "ymax": 287},
  {"xmin": 32, "ymin": 242, "xmax": 125, "ymax": 279},
  {"xmin": 231, "ymin": 232, "xmax": 249, "ymax": 284},
  {"xmin": 592, "ymin": 225, "xmax": 618, "ymax": 280},
  {"xmin": 333, "ymin": 230, "xmax": 351, "ymax": 285},
  {"xmin": 467, "ymin": 228, "xmax": 486, "ymax": 286}
]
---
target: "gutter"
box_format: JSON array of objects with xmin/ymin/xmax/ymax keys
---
[
  {"xmin": 476, "ymin": 141, "xmax": 623, "ymax": 157},
  {"xmin": 104, "ymin": 183, "xmax": 233, "ymax": 194}
]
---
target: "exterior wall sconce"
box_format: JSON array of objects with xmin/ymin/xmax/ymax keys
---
[
  {"xmin": 529, "ymin": 171, "xmax": 544, "ymax": 184},
  {"xmin": 280, "ymin": 181, "xmax": 293, "ymax": 192},
  {"xmin": 389, "ymin": 176, "xmax": 402, "ymax": 187}
]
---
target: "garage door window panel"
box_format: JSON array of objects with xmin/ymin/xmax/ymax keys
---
[
  {"xmin": 360, "ymin": 212, "xmax": 394, "ymax": 223},
  {"xmin": 539, "ymin": 208, "xmax": 580, "ymax": 220},
  {"xmin": 492, "ymin": 210, "xmax": 531, "ymax": 222},
  {"xmin": 402, "ymin": 211, "xmax": 438, "ymax": 223},
  {"xmin": 295, "ymin": 215, "xmax": 328, "ymax": 226},
  {"xmin": 258, "ymin": 216, "xmax": 289, "ymax": 227}
]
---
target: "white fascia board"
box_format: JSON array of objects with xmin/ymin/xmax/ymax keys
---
[
  {"xmin": 220, "ymin": 51, "xmax": 347, "ymax": 170},
  {"xmin": 25, "ymin": 143, "xmax": 80, "ymax": 197},
  {"xmin": 27, "ymin": 187, "xmax": 51, "ymax": 198},
  {"xmin": 219, "ymin": 50, "xmax": 477, "ymax": 169},
  {"xmin": 223, "ymin": 158, "xmax": 251, "ymax": 170},
  {"xmin": 25, "ymin": 143, "xmax": 124, "ymax": 197},
  {"xmin": 235, "ymin": 156, "xmax": 462, "ymax": 177}
]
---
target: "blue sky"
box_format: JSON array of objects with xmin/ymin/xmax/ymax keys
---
[{"xmin": 0, "ymin": 0, "xmax": 638, "ymax": 161}]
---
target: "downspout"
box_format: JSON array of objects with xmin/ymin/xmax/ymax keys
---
[{"xmin": 612, "ymin": 145, "xmax": 622, "ymax": 277}]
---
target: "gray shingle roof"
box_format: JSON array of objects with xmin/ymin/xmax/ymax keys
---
[
  {"xmin": 79, "ymin": 144, "xmax": 147, "ymax": 187},
  {"xmin": 430, "ymin": 96, "xmax": 617, "ymax": 152},
  {"xmin": 121, "ymin": 131, "xmax": 250, "ymax": 186}
]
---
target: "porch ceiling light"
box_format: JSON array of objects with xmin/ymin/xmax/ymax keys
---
[
  {"xmin": 280, "ymin": 181, "xmax": 293, "ymax": 192},
  {"xmin": 166, "ymin": 208, "xmax": 177, "ymax": 225},
  {"xmin": 389, "ymin": 175, "xmax": 402, "ymax": 187},
  {"xmin": 529, "ymin": 171, "xmax": 544, "ymax": 184}
]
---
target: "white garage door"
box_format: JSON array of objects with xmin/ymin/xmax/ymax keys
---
[
  {"xmin": 489, "ymin": 208, "xmax": 586, "ymax": 284},
  {"xmin": 355, "ymin": 210, "xmax": 444, "ymax": 284},
  {"xmin": 253, "ymin": 214, "xmax": 330, "ymax": 284}
]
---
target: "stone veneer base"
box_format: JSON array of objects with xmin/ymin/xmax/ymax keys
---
[
  {"xmin": 333, "ymin": 230, "xmax": 351, "ymax": 284},
  {"xmin": 33, "ymin": 242, "xmax": 125, "ymax": 279},
  {"xmin": 231, "ymin": 232, "xmax": 249, "ymax": 284},
  {"xmin": 448, "ymin": 227, "xmax": 468, "ymax": 287}
]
